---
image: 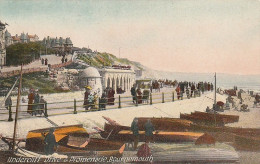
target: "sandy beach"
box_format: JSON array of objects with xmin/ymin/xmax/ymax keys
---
[{"xmin": 1, "ymin": 91, "xmax": 260, "ymax": 163}]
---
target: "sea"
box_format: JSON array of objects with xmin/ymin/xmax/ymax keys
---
[{"xmin": 144, "ymin": 70, "xmax": 260, "ymax": 93}]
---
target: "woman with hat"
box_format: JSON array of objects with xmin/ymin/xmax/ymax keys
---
[{"xmin": 84, "ymin": 86, "xmax": 92, "ymax": 110}]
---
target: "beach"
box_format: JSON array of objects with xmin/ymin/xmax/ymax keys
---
[{"xmin": 1, "ymin": 91, "xmax": 260, "ymax": 163}]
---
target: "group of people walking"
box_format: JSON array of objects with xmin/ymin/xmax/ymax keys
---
[
  {"xmin": 41, "ymin": 58, "xmax": 49, "ymax": 65},
  {"xmin": 27, "ymin": 88, "xmax": 46, "ymax": 116}
]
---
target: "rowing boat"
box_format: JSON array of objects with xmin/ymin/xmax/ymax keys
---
[
  {"xmin": 100, "ymin": 123, "xmax": 214, "ymax": 144},
  {"xmin": 25, "ymin": 124, "xmax": 125, "ymax": 156},
  {"xmin": 180, "ymin": 111, "xmax": 239, "ymax": 126}
]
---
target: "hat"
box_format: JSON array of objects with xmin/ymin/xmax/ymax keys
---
[{"xmin": 84, "ymin": 86, "xmax": 92, "ymax": 90}]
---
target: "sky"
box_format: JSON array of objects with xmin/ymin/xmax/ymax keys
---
[{"xmin": 0, "ymin": 0, "xmax": 259, "ymax": 75}]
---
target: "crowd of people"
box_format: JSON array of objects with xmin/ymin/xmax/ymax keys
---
[
  {"xmin": 27, "ymin": 88, "xmax": 46, "ymax": 116},
  {"xmin": 83, "ymin": 86, "xmax": 116, "ymax": 110},
  {"xmin": 175, "ymin": 81, "xmax": 214, "ymax": 100}
]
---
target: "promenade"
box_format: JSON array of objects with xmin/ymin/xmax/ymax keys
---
[{"xmin": 0, "ymin": 54, "xmax": 72, "ymax": 77}]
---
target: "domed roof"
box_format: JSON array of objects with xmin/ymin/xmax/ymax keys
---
[{"xmin": 81, "ymin": 67, "xmax": 101, "ymax": 78}]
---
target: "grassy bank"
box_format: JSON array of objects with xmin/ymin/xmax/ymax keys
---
[{"xmin": 0, "ymin": 72, "xmax": 70, "ymax": 95}]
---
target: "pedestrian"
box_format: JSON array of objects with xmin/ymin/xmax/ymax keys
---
[
  {"xmin": 33, "ymin": 90, "xmax": 40, "ymax": 116},
  {"xmin": 5, "ymin": 95, "xmax": 12, "ymax": 110},
  {"xmin": 61, "ymin": 57, "xmax": 64, "ymax": 63},
  {"xmin": 88, "ymin": 93, "xmax": 94, "ymax": 109},
  {"xmin": 44, "ymin": 128, "xmax": 57, "ymax": 155},
  {"xmin": 175, "ymin": 85, "xmax": 181, "ymax": 100},
  {"xmin": 191, "ymin": 83, "xmax": 195, "ymax": 97},
  {"xmin": 65, "ymin": 58, "xmax": 68, "ymax": 62},
  {"xmin": 186, "ymin": 87, "xmax": 190, "ymax": 99},
  {"xmin": 27, "ymin": 89, "xmax": 35, "ymax": 114},
  {"xmin": 39, "ymin": 96, "xmax": 46, "ymax": 115},
  {"xmin": 131, "ymin": 85, "xmax": 137, "ymax": 104},
  {"xmin": 93, "ymin": 92, "xmax": 98, "ymax": 109},
  {"xmin": 107, "ymin": 88, "xmax": 115, "ymax": 105},
  {"xmin": 131, "ymin": 118, "xmax": 139, "ymax": 150},
  {"xmin": 99, "ymin": 93, "xmax": 107, "ymax": 110},
  {"xmin": 41, "ymin": 58, "xmax": 44, "ymax": 65},
  {"xmin": 45, "ymin": 58, "xmax": 48, "ymax": 65},
  {"xmin": 84, "ymin": 86, "xmax": 91, "ymax": 110},
  {"xmin": 144, "ymin": 119, "xmax": 155, "ymax": 143},
  {"xmin": 136, "ymin": 88, "xmax": 143, "ymax": 104}
]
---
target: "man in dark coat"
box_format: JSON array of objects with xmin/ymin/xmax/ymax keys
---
[
  {"xmin": 131, "ymin": 85, "xmax": 136, "ymax": 103},
  {"xmin": 191, "ymin": 83, "xmax": 195, "ymax": 97},
  {"xmin": 107, "ymin": 88, "xmax": 115, "ymax": 105},
  {"xmin": 99, "ymin": 93, "xmax": 107, "ymax": 110},
  {"xmin": 5, "ymin": 96, "xmax": 12, "ymax": 110},
  {"xmin": 131, "ymin": 118, "xmax": 139, "ymax": 150},
  {"xmin": 44, "ymin": 128, "xmax": 57, "ymax": 155},
  {"xmin": 144, "ymin": 119, "xmax": 155, "ymax": 143}
]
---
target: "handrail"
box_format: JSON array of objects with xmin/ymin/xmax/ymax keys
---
[{"xmin": 0, "ymin": 89, "xmax": 209, "ymax": 121}]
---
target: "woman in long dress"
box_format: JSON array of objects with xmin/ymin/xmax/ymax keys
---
[{"xmin": 27, "ymin": 89, "xmax": 34, "ymax": 114}]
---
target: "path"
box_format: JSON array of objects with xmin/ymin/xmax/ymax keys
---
[{"xmin": 0, "ymin": 54, "xmax": 72, "ymax": 73}]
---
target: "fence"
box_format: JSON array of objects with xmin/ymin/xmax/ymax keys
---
[{"xmin": 0, "ymin": 89, "xmax": 204, "ymax": 122}]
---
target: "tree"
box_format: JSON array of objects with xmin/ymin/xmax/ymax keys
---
[{"xmin": 6, "ymin": 42, "xmax": 44, "ymax": 66}]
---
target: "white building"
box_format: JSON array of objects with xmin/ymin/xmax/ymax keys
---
[
  {"xmin": 99, "ymin": 67, "xmax": 136, "ymax": 92},
  {"xmin": 80, "ymin": 67, "xmax": 103, "ymax": 97}
]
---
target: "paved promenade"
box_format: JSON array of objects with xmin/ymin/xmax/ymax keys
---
[{"xmin": 0, "ymin": 54, "xmax": 72, "ymax": 73}]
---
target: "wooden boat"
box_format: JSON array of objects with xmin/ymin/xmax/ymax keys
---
[
  {"xmin": 1, "ymin": 124, "xmax": 125, "ymax": 164},
  {"xmin": 180, "ymin": 111, "xmax": 239, "ymax": 126},
  {"xmin": 180, "ymin": 113, "xmax": 225, "ymax": 126},
  {"xmin": 100, "ymin": 123, "xmax": 214, "ymax": 144},
  {"xmin": 103, "ymin": 116, "xmax": 193, "ymax": 132},
  {"xmin": 25, "ymin": 124, "xmax": 125, "ymax": 157},
  {"xmin": 192, "ymin": 111, "xmax": 239, "ymax": 123}
]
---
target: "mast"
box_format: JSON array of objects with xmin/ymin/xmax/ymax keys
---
[
  {"xmin": 214, "ymin": 72, "xmax": 216, "ymax": 105},
  {"xmin": 12, "ymin": 65, "xmax": 23, "ymax": 152},
  {"xmin": 214, "ymin": 72, "xmax": 217, "ymax": 126}
]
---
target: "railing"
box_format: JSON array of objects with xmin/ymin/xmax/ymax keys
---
[{"xmin": 0, "ymin": 89, "xmax": 207, "ymax": 122}]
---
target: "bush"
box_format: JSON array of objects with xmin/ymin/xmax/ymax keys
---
[{"xmin": 6, "ymin": 42, "xmax": 45, "ymax": 66}]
